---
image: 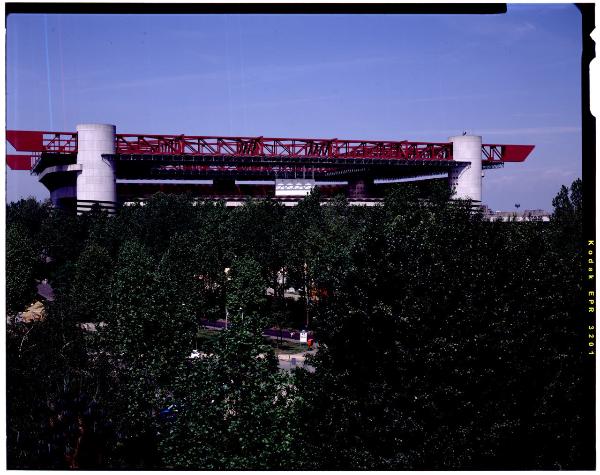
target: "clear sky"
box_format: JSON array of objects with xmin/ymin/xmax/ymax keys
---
[{"xmin": 5, "ymin": 5, "xmax": 583, "ymax": 210}]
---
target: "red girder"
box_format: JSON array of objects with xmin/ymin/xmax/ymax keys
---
[
  {"xmin": 6, "ymin": 154, "xmax": 37, "ymax": 170},
  {"xmin": 115, "ymin": 134, "xmax": 453, "ymax": 161},
  {"xmin": 6, "ymin": 130, "xmax": 534, "ymax": 170},
  {"xmin": 155, "ymin": 164, "xmax": 336, "ymax": 174},
  {"xmin": 6, "ymin": 130, "xmax": 77, "ymax": 154},
  {"xmin": 483, "ymin": 144, "xmax": 535, "ymax": 163}
]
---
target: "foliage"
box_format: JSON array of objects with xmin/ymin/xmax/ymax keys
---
[
  {"xmin": 226, "ymin": 255, "xmax": 268, "ymax": 328},
  {"xmin": 6, "ymin": 295, "xmax": 103, "ymax": 469},
  {"xmin": 70, "ymin": 243, "xmax": 113, "ymax": 323},
  {"xmin": 158, "ymin": 324, "xmax": 298, "ymax": 469},
  {"xmin": 6, "ymin": 223, "xmax": 39, "ymax": 316},
  {"xmin": 115, "ymin": 192, "xmax": 196, "ymax": 255},
  {"xmin": 294, "ymin": 181, "xmax": 591, "ymax": 470},
  {"xmin": 6, "ymin": 197, "xmax": 52, "ymax": 246},
  {"xmin": 99, "ymin": 239, "xmax": 200, "ymax": 467},
  {"xmin": 5, "ymin": 179, "xmax": 592, "ymax": 470}
]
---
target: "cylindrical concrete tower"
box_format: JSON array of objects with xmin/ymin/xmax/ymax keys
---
[
  {"xmin": 448, "ymin": 134, "xmax": 482, "ymax": 203},
  {"xmin": 76, "ymin": 123, "xmax": 117, "ymax": 214}
]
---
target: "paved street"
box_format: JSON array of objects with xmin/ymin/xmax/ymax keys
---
[
  {"xmin": 199, "ymin": 319, "xmax": 317, "ymax": 371},
  {"xmin": 277, "ymin": 352, "xmax": 315, "ymax": 372}
]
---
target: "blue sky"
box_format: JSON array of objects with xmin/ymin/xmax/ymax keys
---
[{"xmin": 6, "ymin": 5, "xmax": 582, "ymax": 210}]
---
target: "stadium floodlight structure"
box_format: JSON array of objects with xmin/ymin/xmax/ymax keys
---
[{"xmin": 6, "ymin": 124, "xmax": 534, "ymax": 213}]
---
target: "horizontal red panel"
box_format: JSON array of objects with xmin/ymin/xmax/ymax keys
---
[
  {"xmin": 6, "ymin": 131, "xmax": 44, "ymax": 152},
  {"xmin": 6, "ymin": 154, "xmax": 34, "ymax": 170},
  {"xmin": 498, "ymin": 144, "xmax": 535, "ymax": 162}
]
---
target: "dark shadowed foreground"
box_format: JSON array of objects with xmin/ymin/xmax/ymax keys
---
[{"xmin": 6, "ymin": 180, "xmax": 593, "ymax": 469}]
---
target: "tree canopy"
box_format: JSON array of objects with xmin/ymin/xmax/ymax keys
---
[{"xmin": 5, "ymin": 181, "xmax": 593, "ymax": 469}]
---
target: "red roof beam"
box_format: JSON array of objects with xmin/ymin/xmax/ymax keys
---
[
  {"xmin": 7, "ymin": 130, "xmax": 535, "ymax": 163},
  {"xmin": 6, "ymin": 130, "xmax": 77, "ymax": 153},
  {"xmin": 6, "ymin": 154, "xmax": 36, "ymax": 170},
  {"xmin": 482, "ymin": 144, "xmax": 535, "ymax": 163}
]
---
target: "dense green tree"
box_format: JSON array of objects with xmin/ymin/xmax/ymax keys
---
[
  {"xmin": 550, "ymin": 178, "xmax": 583, "ymax": 255},
  {"xmin": 6, "ymin": 223, "xmax": 39, "ymax": 316},
  {"xmin": 156, "ymin": 233, "xmax": 203, "ymax": 312},
  {"xmin": 6, "ymin": 197, "xmax": 51, "ymax": 246},
  {"xmin": 228, "ymin": 199, "xmax": 286, "ymax": 285},
  {"xmin": 226, "ymin": 255, "xmax": 268, "ymax": 328},
  {"xmin": 38, "ymin": 207, "xmax": 87, "ymax": 297},
  {"xmin": 281, "ymin": 189, "xmax": 323, "ymax": 291},
  {"xmin": 70, "ymin": 243, "xmax": 113, "ymax": 323},
  {"xmin": 81, "ymin": 204, "xmax": 122, "ymax": 256},
  {"xmin": 191, "ymin": 200, "xmax": 232, "ymax": 320},
  {"xmin": 7, "ymin": 204, "xmax": 119, "ymax": 469},
  {"xmin": 102, "ymin": 240, "xmax": 198, "ymax": 467},
  {"xmin": 228, "ymin": 199, "xmax": 290, "ymax": 330},
  {"xmin": 115, "ymin": 192, "xmax": 196, "ymax": 255},
  {"xmin": 6, "ymin": 294, "xmax": 99, "ymax": 468},
  {"xmin": 158, "ymin": 321, "xmax": 297, "ymax": 469},
  {"xmin": 5, "ymin": 178, "xmax": 591, "ymax": 470},
  {"xmin": 294, "ymin": 180, "xmax": 590, "ymax": 470},
  {"xmin": 156, "ymin": 242, "xmax": 295, "ymax": 469}
]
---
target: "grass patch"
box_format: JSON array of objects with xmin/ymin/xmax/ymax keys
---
[
  {"xmin": 196, "ymin": 326, "xmax": 308, "ymax": 355},
  {"xmin": 267, "ymin": 338, "xmax": 307, "ymax": 355},
  {"xmin": 196, "ymin": 327, "xmax": 222, "ymax": 348}
]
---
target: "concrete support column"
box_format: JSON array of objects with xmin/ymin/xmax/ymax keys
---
[
  {"xmin": 448, "ymin": 135, "xmax": 482, "ymax": 203},
  {"xmin": 348, "ymin": 179, "xmax": 368, "ymax": 200},
  {"xmin": 76, "ymin": 123, "xmax": 116, "ymax": 214},
  {"xmin": 51, "ymin": 185, "xmax": 77, "ymax": 207}
]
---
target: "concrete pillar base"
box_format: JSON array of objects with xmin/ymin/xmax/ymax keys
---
[
  {"xmin": 348, "ymin": 179, "xmax": 369, "ymax": 200},
  {"xmin": 76, "ymin": 123, "xmax": 117, "ymax": 214},
  {"xmin": 448, "ymin": 135, "xmax": 482, "ymax": 203}
]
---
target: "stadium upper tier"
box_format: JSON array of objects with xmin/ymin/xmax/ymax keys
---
[
  {"xmin": 6, "ymin": 125, "xmax": 534, "ymax": 213},
  {"xmin": 7, "ymin": 130, "xmax": 534, "ymax": 172}
]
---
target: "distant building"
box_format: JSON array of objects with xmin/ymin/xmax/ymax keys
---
[{"xmin": 481, "ymin": 205, "xmax": 551, "ymax": 222}]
